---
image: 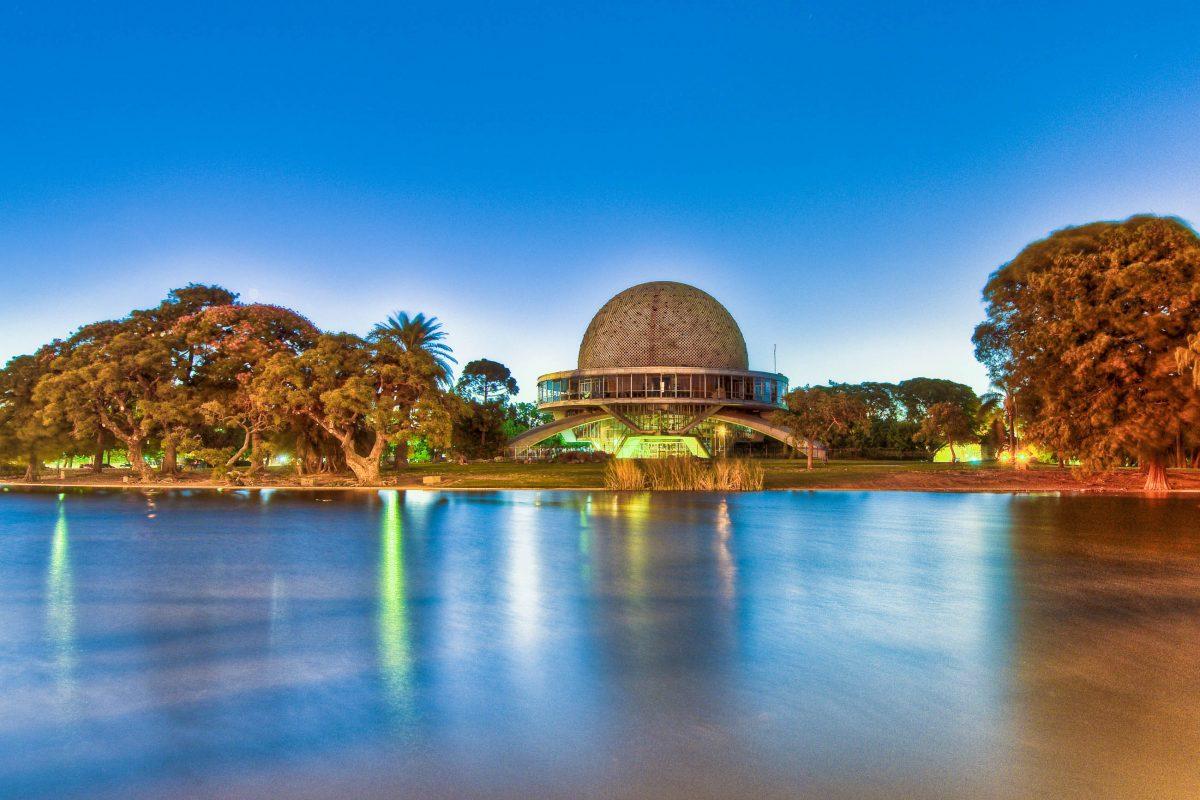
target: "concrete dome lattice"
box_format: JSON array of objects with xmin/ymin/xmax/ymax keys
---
[{"xmin": 577, "ymin": 281, "xmax": 750, "ymax": 370}]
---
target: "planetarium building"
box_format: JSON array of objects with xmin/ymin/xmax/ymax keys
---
[{"xmin": 508, "ymin": 281, "xmax": 796, "ymax": 458}]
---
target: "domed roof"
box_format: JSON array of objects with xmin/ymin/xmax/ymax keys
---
[{"xmin": 578, "ymin": 281, "xmax": 749, "ymax": 370}]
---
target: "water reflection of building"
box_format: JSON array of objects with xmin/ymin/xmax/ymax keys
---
[{"xmin": 508, "ymin": 281, "xmax": 799, "ymax": 458}]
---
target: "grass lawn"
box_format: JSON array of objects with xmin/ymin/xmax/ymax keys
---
[{"xmin": 402, "ymin": 458, "xmax": 1162, "ymax": 492}]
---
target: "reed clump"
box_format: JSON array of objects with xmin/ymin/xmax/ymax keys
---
[
  {"xmin": 603, "ymin": 457, "xmax": 764, "ymax": 491},
  {"xmin": 603, "ymin": 458, "xmax": 648, "ymax": 490}
]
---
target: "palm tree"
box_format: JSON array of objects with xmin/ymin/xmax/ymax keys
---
[{"xmin": 371, "ymin": 311, "xmax": 456, "ymax": 387}]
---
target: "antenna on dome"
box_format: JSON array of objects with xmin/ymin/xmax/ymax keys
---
[{"xmin": 773, "ymin": 344, "xmax": 777, "ymax": 373}]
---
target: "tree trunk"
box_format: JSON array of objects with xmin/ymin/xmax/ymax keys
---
[
  {"xmin": 344, "ymin": 452, "xmax": 381, "ymax": 485},
  {"xmin": 393, "ymin": 438, "xmax": 408, "ymax": 469},
  {"xmin": 1143, "ymin": 456, "xmax": 1170, "ymax": 493},
  {"xmin": 226, "ymin": 426, "xmax": 254, "ymax": 468},
  {"xmin": 23, "ymin": 452, "xmax": 38, "ymax": 483},
  {"xmin": 339, "ymin": 433, "xmax": 385, "ymax": 485},
  {"xmin": 250, "ymin": 430, "xmax": 264, "ymax": 473},
  {"xmin": 127, "ymin": 439, "xmax": 154, "ymax": 482},
  {"xmin": 806, "ymin": 441, "xmax": 814, "ymax": 471},
  {"xmin": 161, "ymin": 441, "xmax": 178, "ymax": 475},
  {"xmin": 949, "ymin": 441, "xmax": 957, "ymax": 464},
  {"xmin": 91, "ymin": 432, "xmax": 105, "ymax": 473}
]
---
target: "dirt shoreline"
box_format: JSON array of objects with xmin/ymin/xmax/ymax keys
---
[{"xmin": 3, "ymin": 466, "xmax": 1194, "ymax": 495}]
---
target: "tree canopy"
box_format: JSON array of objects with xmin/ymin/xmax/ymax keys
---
[
  {"xmin": 974, "ymin": 214, "xmax": 1200, "ymax": 490},
  {"xmin": 0, "ymin": 285, "xmax": 458, "ymax": 485},
  {"xmin": 771, "ymin": 386, "xmax": 869, "ymax": 469},
  {"xmin": 456, "ymin": 359, "xmax": 518, "ymax": 405}
]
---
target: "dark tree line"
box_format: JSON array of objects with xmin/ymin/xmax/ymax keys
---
[{"xmin": 771, "ymin": 377, "xmax": 997, "ymax": 468}]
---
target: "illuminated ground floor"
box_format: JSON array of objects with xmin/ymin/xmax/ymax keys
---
[
  {"xmin": 509, "ymin": 403, "xmax": 809, "ymax": 459},
  {"xmin": 563, "ymin": 415, "xmax": 774, "ymax": 458}
]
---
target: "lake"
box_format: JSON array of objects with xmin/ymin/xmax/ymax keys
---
[{"xmin": 1, "ymin": 487, "xmax": 1199, "ymax": 799}]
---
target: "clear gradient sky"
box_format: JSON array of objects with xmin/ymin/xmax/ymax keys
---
[{"xmin": 3, "ymin": 2, "xmax": 1198, "ymax": 399}]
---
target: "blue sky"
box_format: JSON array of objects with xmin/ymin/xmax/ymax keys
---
[{"xmin": 3, "ymin": 1, "xmax": 1198, "ymax": 398}]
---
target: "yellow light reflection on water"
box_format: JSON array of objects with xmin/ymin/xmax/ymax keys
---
[
  {"xmin": 377, "ymin": 490, "xmax": 412, "ymax": 716},
  {"xmin": 47, "ymin": 493, "xmax": 77, "ymax": 700},
  {"xmin": 619, "ymin": 493, "xmax": 651, "ymax": 605},
  {"xmin": 715, "ymin": 498, "xmax": 737, "ymax": 605}
]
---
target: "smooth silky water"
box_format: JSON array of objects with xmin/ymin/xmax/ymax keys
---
[{"xmin": 2, "ymin": 488, "xmax": 1199, "ymax": 799}]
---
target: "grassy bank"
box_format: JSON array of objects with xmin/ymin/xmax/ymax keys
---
[{"xmin": 6, "ymin": 459, "xmax": 1200, "ymax": 493}]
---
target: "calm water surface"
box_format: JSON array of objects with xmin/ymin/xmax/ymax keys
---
[{"xmin": 2, "ymin": 488, "xmax": 1200, "ymax": 799}]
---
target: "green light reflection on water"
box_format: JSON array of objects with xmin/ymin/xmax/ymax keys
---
[
  {"xmin": 377, "ymin": 490, "xmax": 413, "ymax": 718},
  {"xmin": 579, "ymin": 495, "xmax": 592, "ymax": 582},
  {"xmin": 47, "ymin": 493, "xmax": 77, "ymax": 700}
]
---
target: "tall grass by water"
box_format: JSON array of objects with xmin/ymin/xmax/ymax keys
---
[{"xmin": 603, "ymin": 457, "xmax": 764, "ymax": 491}]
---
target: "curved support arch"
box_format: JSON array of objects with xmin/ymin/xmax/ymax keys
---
[
  {"xmin": 506, "ymin": 411, "xmax": 611, "ymax": 455},
  {"xmin": 711, "ymin": 410, "xmax": 818, "ymax": 455}
]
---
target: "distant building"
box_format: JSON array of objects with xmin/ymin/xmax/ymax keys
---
[{"xmin": 508, "ymin": 281, "xmax": 800, "ymax": 458}]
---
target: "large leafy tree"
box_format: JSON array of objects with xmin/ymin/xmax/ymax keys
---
[
  {"xmin": 823, "ymin": 381, "xmax": 917, "ymax": 451},
  {"xmin": 895, "ymin": 377, "xmax": 980, "ymax": 421},
  {"xmin": 771, "ymin": 386, "xmax": 868, "ymax": 469},
  {"xmin": 974, "ymin": 215, "xmax": 1200, "ymax": 490},
  {"xmin": 254, "ymin": 332, "xmax": 450, "ymax": 484},
  {"xmin": 0, "ymin": 355, "xmax": 63, "ymax": 481},
  {"xmin": 144, "ymin": 285, "xmax": 239, "ymax": 474},
  {"xmin": 174, "ymin": 303, "xmax": 319, "ymax": 469},
  {"xmin": 914, "ymin": 401, "xmax": 977, "ymax": 463},
  {"xmin": 33, "ymin": 285, "xmax": 235, "ymax": 480},
  {"xmin": 34, "ymin": 318, "xmax": 171, "ymax": 480},
  {"xmin": 449, "ymin": 395, "xmax": 509, "ymax": 459}
]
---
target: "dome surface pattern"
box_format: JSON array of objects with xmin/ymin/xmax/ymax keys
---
[{"xmin": 577, "ymin": 281, "xmax": 749, "ymax": 370}]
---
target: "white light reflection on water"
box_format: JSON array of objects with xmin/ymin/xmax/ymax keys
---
[{"xmin": 506, "ymin": 494, "xmax": 543, "ymax": 654}]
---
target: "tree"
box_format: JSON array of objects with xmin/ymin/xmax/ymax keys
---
[
  {"xmin": 503, "ymin": 401, "xmax": 550, "ymax": 439},
  {"xmin": 34, "ymin": 317, "xmax": 172, "ymax": 481},
  {"xmin": 144, "ymin": 285, "xmax": 239, "ymax": 474},
  {"xmin": 372, "ymin": 311, "xmax": 457, "ymax": 387},
  {"xmin": 771, "ymin": 386, "xmax": 868, "ymax": 469},
  {"xmin": 976, "ymin": 392, "xmax": 1011, "ymax": 462},
  {"xmin": 455, "ymin": 359, "xmax": 518, "ymax": 405},
  {"xmin": 449, "ymin": 395, "xmax": 509, "ymax": 459},
  {"xmin": 0, "ymin": 355, "xmax": 62, "ymax": 481},
  {"xmin": 895, "ymin": 377, "xmax": 980, "ymax": 422},
  {"xmin": 253, "ymin": 332, "xmax": 450, "ymax": 484},
  {"xmin": 33, "ymin": 285, "xmax": 239, "ymax": 481},
  {"xmin": 174, "ymin": 303, "xmax": 319, "ymax": 470},
  {"xmin": 455, "ymin": 359, "xmax": 518, "ymax": 450},
  {"xmin": 974, "ymin": 215, "xmax": 1200, "ymax": 491},
  {"xmin": 915, "ymin": 402, "xmax": 976, "ymax": 463},
  {"xmin": 372, "ymin": 311, "xmax": 456, "ymax": 466}
]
